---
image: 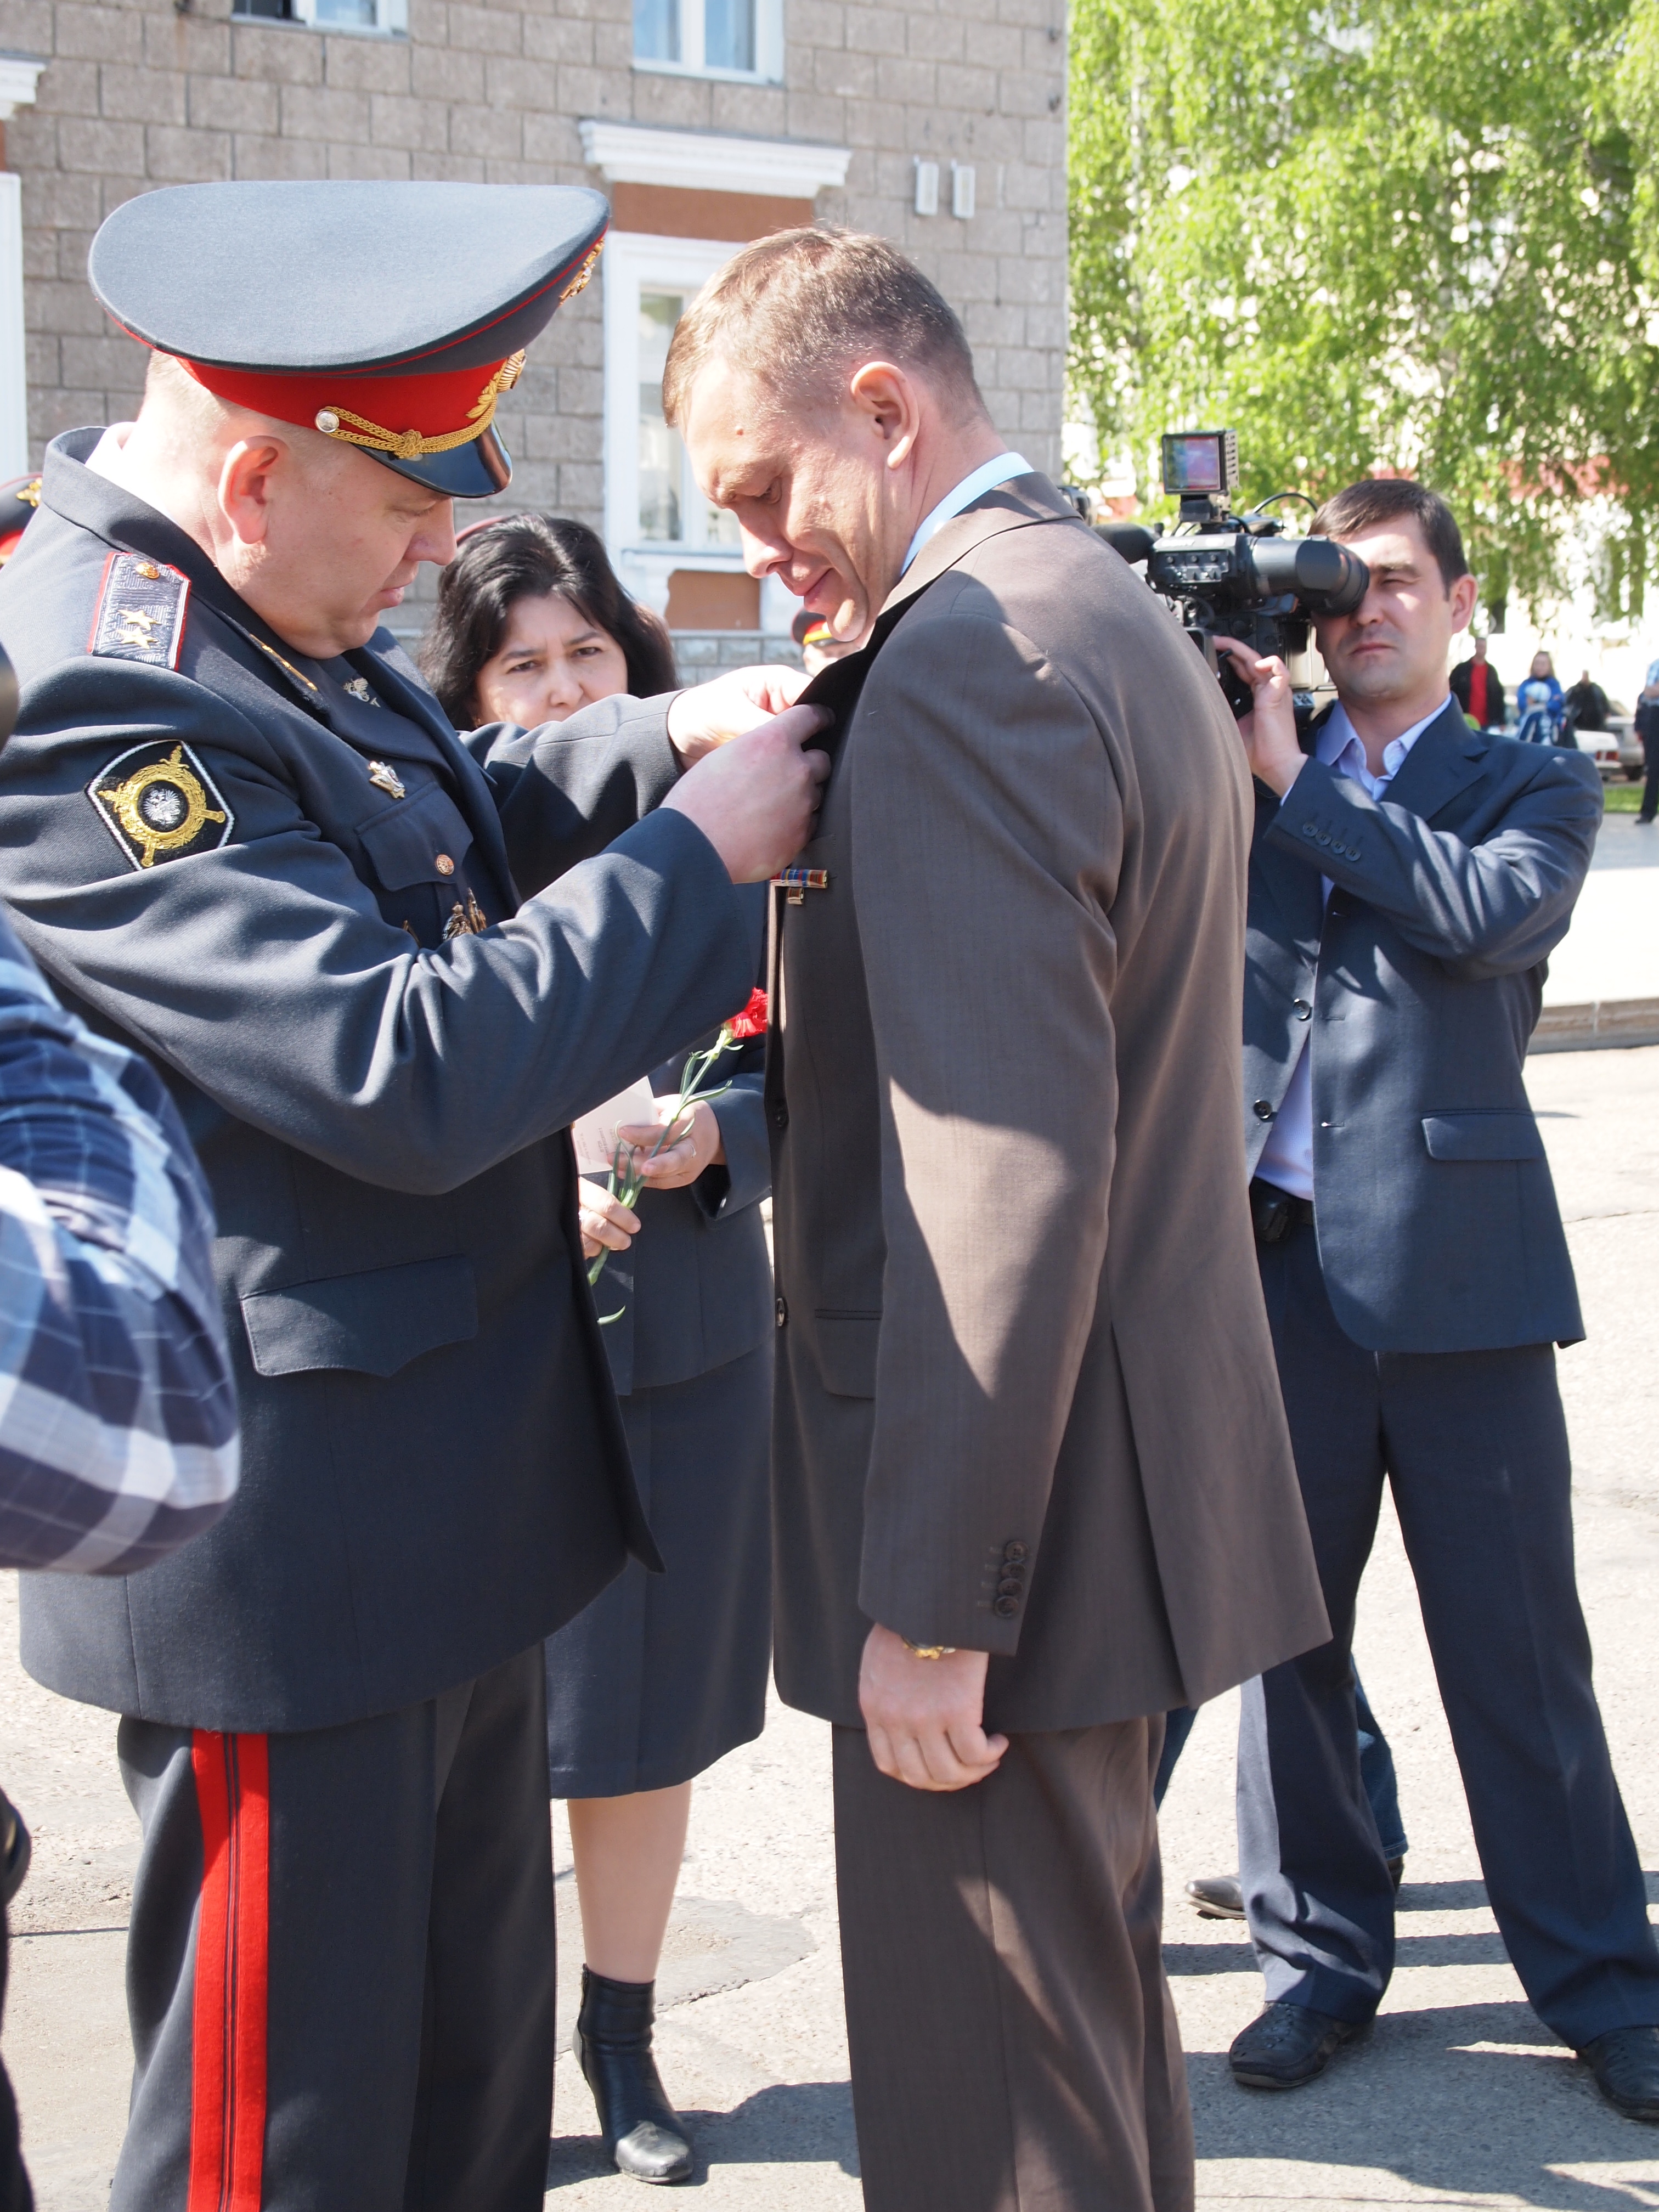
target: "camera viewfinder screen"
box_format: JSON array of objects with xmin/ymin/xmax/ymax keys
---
[{"xmin": 1162, "ymin": 433, "xmax": 1226, "ymax": 495}]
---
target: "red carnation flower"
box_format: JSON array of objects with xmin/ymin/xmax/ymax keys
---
[{"xmin": 726, "ymin": 987, "xmax": 769, "ymax": 1040}]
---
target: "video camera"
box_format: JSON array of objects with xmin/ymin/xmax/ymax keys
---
[{"xmin": 1098, "ymin": 430, "xmax": 1368, "ymax": 731}]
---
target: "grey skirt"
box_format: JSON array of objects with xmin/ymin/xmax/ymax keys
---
[{"xmin": 545, "ymin": 1339, "xmax": 772, "ymax": 1798}]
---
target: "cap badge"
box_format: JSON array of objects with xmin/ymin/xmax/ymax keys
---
[
  {"xmin": 88, "ymin": 742, "xmax": 233, "ymax": 871},
  {"xmin": 560, "ymin": 239, "xmax": 603, "ymax": 303},
  {"xmin": 367, "ymin": 760, "xmax": 405, "ymax": 798},
  {"xmin": 313, "ymin": 349, "xmax": 528, "ymax": 465}
]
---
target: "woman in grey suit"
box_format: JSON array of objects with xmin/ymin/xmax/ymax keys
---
[{"xmin": 425, "ymin": 517, "xmax": 774, "ymax": 2186}]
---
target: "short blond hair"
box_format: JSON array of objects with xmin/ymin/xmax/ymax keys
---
[{"xmin": 661, "ymin": 227, "xmax": 984, "ymax": 427}]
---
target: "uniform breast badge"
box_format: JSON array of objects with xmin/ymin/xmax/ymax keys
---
[
  {"xmin": 88, "ymin": 742, "xmax": 235, "ymax": 871},
  {"xmin": 443, "ymin": 893, "xmax": 489, "ymax": 940},
  {"xmin": 771, "ymin": 867, "xmax": 831, "ymax": 905},
  {"xmin": 367, "ymin": 760, "xmax": 405, "ymax": 798},
  {"xmin": 88, "ymin": 552, "xmax": 190, "ymax": 669},
  {"xmin": 343, "ymin": 676, "xmax": 381, "ymax": 709}
]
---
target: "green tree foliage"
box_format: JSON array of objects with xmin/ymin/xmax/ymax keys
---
[{"xmin": 1069, "ymin": 0, "xmax": 1659, "ymax": 610}]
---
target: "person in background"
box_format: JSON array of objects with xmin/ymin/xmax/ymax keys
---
[
  {"xmin": 1635, "ymin": 684, "xmax": 1659, "ymax": 825},
  {"xmin": 1216, "ymin": 478, "xmax": 1659, "ymax": 2119},
  {"xmin": 1515, "ymin": 649, "xmax": 1565, "ymax": 743},
  {"xmin": 424, "ymin": 515, "xmax": 776, "ymax": 2187},
  {"xmin": 1449, "ymin": 632, "xmax": 1505, "ymax": 731},
  {"xmin": 789, "ymin": 603, "xmax": 858, "ymax": 678},
  {"xmin": 0, "ymin": 895, "xmax": 240, "ymax": 2212},
  {"xmin": 1562, "ymin": 668, "xmax": 1610, "ymax": 742}
]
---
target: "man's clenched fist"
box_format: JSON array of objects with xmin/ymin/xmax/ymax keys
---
[{"xmin": 664, "ymin": 703, "xmax": 830, "ymax": 883}]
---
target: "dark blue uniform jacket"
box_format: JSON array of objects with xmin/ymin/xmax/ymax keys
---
[
  {"xmin": 0, "ymin": 430, "xmax": 753, "ymax": 1735},
  {"xmin": 1244, "ymin": 699, "xmax": 1600, "ymax": 1353}
]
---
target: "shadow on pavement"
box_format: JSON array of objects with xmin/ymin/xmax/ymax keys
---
[
  {"xmin": 547, "ymin": 2081, "xmax": 859, "ymax": 2191},
  {"xmin": 1190, "ymin": 1999, "xmax": 1659, "ymax": 2208}
]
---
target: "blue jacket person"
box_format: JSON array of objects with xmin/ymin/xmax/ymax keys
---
[
  {"xmin": 1215, "ymin": 477, "xmax": 1659, "ymax": 2121},
  {"xmin": 0, "ymin": 180, "xmax": 825, "ymax": 2212}
]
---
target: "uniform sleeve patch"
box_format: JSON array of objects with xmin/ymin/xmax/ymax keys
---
[
  {"xmin": 87, "ymin": 551, "xmax": 190, "ymax": 669},
  {"xmin": 88, "ymin": 742, "xmax": 234, "ymax": 871}
]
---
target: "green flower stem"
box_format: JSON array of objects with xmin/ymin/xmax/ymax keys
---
[{"xmin": 586, "ymin": 1026, "xmax": 741, "ymax": 1296}]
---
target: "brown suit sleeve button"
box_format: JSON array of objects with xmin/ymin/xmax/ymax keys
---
[
  {"xmin": 992, "ymin": 1595, "xmax": 1019, "ymax": 1617},
  {"xmin": 1002, "ymin": 1541, "xmax": 1028, "ymax": 1564},
  {"xmin": 997, "ymin": 1576, "xmax": 1024, "ymax": 1598}
]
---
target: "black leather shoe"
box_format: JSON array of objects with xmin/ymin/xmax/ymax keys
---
[
  {"xmin": 573, "ymin": 1967, "xmax": 693, "ymax": 2183},
  {"xmin": 1578, "ymin": 2026, "xmax": 1659, "ymax": 2121},
  {"xmin": 1187, "ymin": 1874, "xmax": 1245, "ymax": 1920},
  {"xmin": 1229, "ymin": 2001, "xmax": 1368, "ymax": 2090}
]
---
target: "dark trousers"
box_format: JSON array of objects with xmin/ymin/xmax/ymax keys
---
[
  {"xmin": 1641, "ymin": 728, "xmax": 1659, "ymax": 821},
  {"xmin": 833, "ymin": 1718, "xmax": 1193, "ymax": 2212},
  {"xmin": 111, "ymin": 1645, "xmax": 555, "ymax": 2212},
  {"xmin": 1238, "ymin": 1218, "xmax": 1659, "ymax": 2045},
  {"xmin": 0, "ymin": 1905, "xmax": 30, "ymax": 2212},
  {"xmin": 1156, "ymin": 1672, "xmax": 1407, "ymax": 1861}
]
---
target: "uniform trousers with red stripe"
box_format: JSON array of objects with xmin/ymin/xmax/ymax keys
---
[{"xmin": 110, "ymin": 1644, "xmax": 555, "ymax": 2212}]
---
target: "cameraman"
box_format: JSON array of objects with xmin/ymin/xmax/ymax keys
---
[
  {"xmin": 1214, "ymin": 478, "xmax": 1659, "ymax": 2118},
  {"xmin": 0, "ymin": 895, "xmax": 239, "ymax": 2210}
]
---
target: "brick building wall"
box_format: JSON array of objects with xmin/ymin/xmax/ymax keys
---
[{"xmin": 0, "ymin": 0, "xmax": 1066, "ymax": 640}]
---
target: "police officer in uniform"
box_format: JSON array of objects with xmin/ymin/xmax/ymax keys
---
[{"xmin": 0, "ymin": 180, "xmax": 825, "ymax": 2210}]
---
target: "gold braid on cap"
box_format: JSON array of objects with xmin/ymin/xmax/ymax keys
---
[
  {"xmin": 314, "ymin": 351, "xmax": 527, "ymax": 462},
  {"xmin": 558, "ymin": 239, "xmax": 603, "ymax": 303}
]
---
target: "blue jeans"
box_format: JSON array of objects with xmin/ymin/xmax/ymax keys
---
[{"xmin": 1154, "ymin": 1669, "xmax": 1408, "ymax": 1863}]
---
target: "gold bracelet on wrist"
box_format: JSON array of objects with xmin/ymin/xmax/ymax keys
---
[{"xmin": 901, "ymin": 1637, "xmax": 958, "ymax": 1660}]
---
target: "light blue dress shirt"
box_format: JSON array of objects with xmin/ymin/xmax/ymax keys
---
[{"xmin": 901, "ymin": 452, "xmax": 1034, "ymax": 575}]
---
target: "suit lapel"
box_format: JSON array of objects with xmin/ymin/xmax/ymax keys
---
[{"xmin": 1374, "ymin": 700, "xmax": 1489, "ymax": 821}]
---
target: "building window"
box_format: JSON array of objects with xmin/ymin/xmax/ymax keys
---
[
  {"xmin": 605, "ymin": 233, "xmax": 759, "ymax": 624},
  {"xmin": 633, "ymin": 0, "xmax": 781, "ymax": 81},
  {"xmin": 232, "ymin": 0, "xmax": 408, "ymax": 29}
]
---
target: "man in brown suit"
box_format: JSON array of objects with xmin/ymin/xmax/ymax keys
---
[{"xmin": 665, "ymin": 230, "xmax": 1329, "ymax": 2212}]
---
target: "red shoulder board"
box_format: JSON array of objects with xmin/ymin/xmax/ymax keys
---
[{"xmin": 87, "ymin": 551, "xmax": 190, "ymax": 670}]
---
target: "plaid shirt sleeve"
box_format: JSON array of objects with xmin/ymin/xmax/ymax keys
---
[{"xmin": 0, "ymin": 909, "xmax": 239, "ymax": 1575}]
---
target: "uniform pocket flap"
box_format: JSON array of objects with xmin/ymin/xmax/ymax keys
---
[
  {"xmin": 242, "ymin": 1256, "xmax": 478, "ymax": 1379},
  {"xmin": 1421, "ymin": 1110, "xmax": 1545, "ymax": 1163},
  {"xmin": 814, "ymin": 1309, "xmax": 881, "ymax": 1399},
  {"xmin": 357, "ymin": 782, "xmax": 476, "ymax": 892}
]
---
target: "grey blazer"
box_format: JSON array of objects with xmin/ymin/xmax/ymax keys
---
[
  {"xmin": 768, "ymin": 474, "xmax": 1329, "ymax": 1735},
  {"xmin": 0, "ymin": 431, "xmax": 752, "ymax": 1736},
  {"xmin": 585, "ymin": 890, "xmax": 772, "ymax": 1399},
  {"xmin": 1245, "ymin": 700, "xmax": 1600, "ymax": 1352}
]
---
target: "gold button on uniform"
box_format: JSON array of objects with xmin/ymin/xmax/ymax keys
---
[{"xmin": 435, "ymin": 853, "xmax": 455, "ymax": 877}]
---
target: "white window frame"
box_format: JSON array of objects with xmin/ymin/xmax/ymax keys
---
[
  {"xmin": 603, "ymin": 231, "xmax": 757, "ymax": 620},
  {"xmin": 234, "ymin": 0, "xmax": 407, "ymax": 32},
  {"xmin": 632, "ymin": 0, "xmax": 783, "ymax": 85}
]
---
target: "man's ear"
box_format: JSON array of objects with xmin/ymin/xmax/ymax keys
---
[
  {"xmin": 217, "ymin": 436, "xmax": 290, "ymax": 550},
  {"xmin": 847, "ymin": 361, "xmax": 922, "ymax": 471},
  {"xmin": 1448, "ymin": 571, "xmax": 1479, "ymax": 634}
]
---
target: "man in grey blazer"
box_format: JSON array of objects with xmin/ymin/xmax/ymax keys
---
[
  {"xmin": 1217, "ymin": 477, "xmax": 1659, "ymax": 2118},
  {"xmin": 667, "ymin": 227, "xmax": 1330, "ymax": 2212}
]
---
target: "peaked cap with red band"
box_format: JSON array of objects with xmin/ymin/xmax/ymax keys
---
[{"xmin": 87, "ymin": 180, "xmax": 610, "ymax": 499}]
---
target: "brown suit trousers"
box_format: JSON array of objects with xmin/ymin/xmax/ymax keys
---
[{"xmin": 834, "ymin": 1720, "xmax": 1192, "ymax": 2212}]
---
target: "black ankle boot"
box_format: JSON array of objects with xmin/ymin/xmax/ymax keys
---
[{"xmin": 573, "ymin": 1967, "xmax": 692, "ymax": 2184}]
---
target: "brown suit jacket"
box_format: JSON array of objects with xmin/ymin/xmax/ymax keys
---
[{"xmin": 768, "ymin": 473, "xmax": 1329, "ymax": 1734}]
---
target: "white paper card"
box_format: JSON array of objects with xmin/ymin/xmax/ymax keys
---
[{"xmin": 571, "ymin": 1078, "xmax": 659, "ymax": 1177}]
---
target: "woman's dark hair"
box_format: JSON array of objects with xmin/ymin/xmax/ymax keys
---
[{"xmin": 421, "ymin": 514, "xmax": 678, "ymax": 727}]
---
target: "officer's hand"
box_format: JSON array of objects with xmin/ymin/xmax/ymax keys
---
[
  {"xmin": 859, "ymin": 1624, "xmax": 1008, "ymax": 1792},
  {"xmin": 617, "ymin": 1099, "xmax": 725, "ymax": 1190},
  {"xmin": 578, "ymin": 1178, "xmax": 640, "ymax": 1262},
  {"xmin": 667, "ymin": 665, "xmax": 811, "ymax": 767},
  {"xmin": 664, "ymin": 706, "xmax": 830, "ymax": 883},
  {"xmin": 1213, "ymin": 636, "xmax": 1306, "ymax": 797}
]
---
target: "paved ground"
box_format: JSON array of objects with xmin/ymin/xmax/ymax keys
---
[
  {"xmin": 1545, "ymin": 811, "xmax": 1659, "ymax": 1004},
  {"xmin": 10, "ymin": 937, "xmax": 1659, "ymax": 2205}
]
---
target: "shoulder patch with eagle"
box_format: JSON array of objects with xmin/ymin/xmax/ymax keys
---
[{"xmin": 88, "ymin": 742, "xmax": 234, "ymax": 871}]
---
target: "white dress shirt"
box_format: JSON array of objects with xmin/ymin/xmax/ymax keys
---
[
  {"xmin": 901, "ymin": 452, "xmax": 1033, "ymax": 575},
  {"xmin": 1256, "ymin": 697, "xmax": 1451, "ymax": 1201}
]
